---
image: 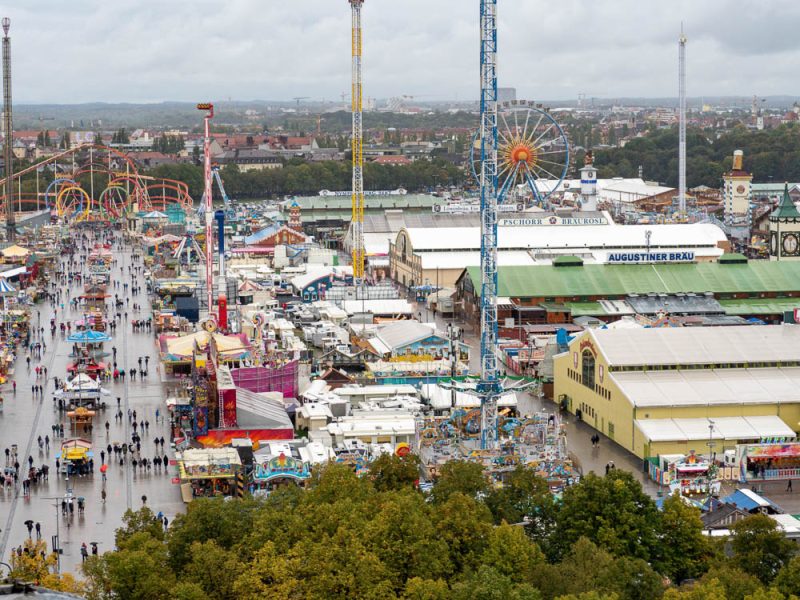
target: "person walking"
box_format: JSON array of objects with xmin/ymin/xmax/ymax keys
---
[
  {"xmin": 788, "ymin": 479, "xmax": 794, "ymax": 493},
  {"xmin": 35, "ymin": 522, "xmax": 41, "ymax": 539},
  {"xmin": 80, "ymin": 543, "xmax": 89, "ymax": 562}
]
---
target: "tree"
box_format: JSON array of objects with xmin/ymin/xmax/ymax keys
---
[
  {"xmin": 9, "ymin": 538, "xmax": 83, "ymax": 594},
  {"xmin": 433, "ymin": 492, "xmax": 493, "ymax": 575},
  {"xmin": 774, "ymin": 555, "xmax": 800, "ymax": 597},
  {"xmin": 369, "ymin": 453, "xmax": 421, "ymax": 492},
  {"xmin": 450, "ymin": 565, "xmax": 543, "ymax": 600},
  {"xmin": 662, "ymin": 577, "xmax": 728, "ymax": 600},
  {"xmin": 698, "ymin": 565, "xmax": 762, "ymax": 600},
  {"xmin": 403, "ymin": 577, "xmax": 451, "ymax": 600},
  {"xmin": 607, "ymin": 127, "xmax": 617, "ymax": 147},
  {"xmin": 731, "ymin": 514, "xmax": 795, "ymax": 584},
  {"xmin": 656, "ymin": 493, "xmax": 712, "ymax": 583},
  {"xmin": 232, "ymin": 541, "xmax": 297, "ymax": 600},
  {"xmin": 115, "ymin": 507, "xmax": 165, "ymax": 548},
  {"xmin": 167, "ymin": 496, "xmax": 262, "ymax": 571},
  {"xmin": 485, "ymin": 466, "xmax": 556, "ymax": 552},
  {"xmin": 552, "ymin": 471, "xmax": 660, "ymax": 561},
  {"xmin": 600, "ymin": 556, "xmax": 664, "ymax": 600},
  {"xmin": 98, "ymin": 533, "xmax": 177, "ymax": 600},
  {"xmin": 182, "ymin": 540, "xmax": 244, "ymax": 600},
  {"xmin": 555, "ymin": 593, "xmax": 620, "ymax": 600},
  {"xmin": 429, "ymin": 460, "xmax": 488, "ymax": 504},
  {"xmin": 481, "ymin": 523, "xmax": 545, "ymax": 584}
]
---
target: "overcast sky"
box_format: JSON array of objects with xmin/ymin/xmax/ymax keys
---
[{"xmin": 6, "ymin": 0, "xmax": 800, "ymax": 104}]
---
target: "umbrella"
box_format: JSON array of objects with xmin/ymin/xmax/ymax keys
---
[{"xmin": 100, "ymin": 464, "xmax": 108, "ymax": 473}]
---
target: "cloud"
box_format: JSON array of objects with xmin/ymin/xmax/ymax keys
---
[{"xmin": 5, "ymin": 0, "xmax": 800, "ymax": 103}]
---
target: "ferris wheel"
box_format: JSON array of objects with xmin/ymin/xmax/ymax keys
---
[{"xmin": 471, "ymin": 101, "xmax": 570, "ymax": 207}]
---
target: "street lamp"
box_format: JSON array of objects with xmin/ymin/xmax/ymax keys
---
[
  {"xmin": 41, "ymin": 496, "xmax": 66, "ymax": 574},
  {"xmin": 707, "ymin": 420, "xmax": 716, "ymax": 464}
]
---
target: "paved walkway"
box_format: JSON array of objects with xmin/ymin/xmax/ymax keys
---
[{"xmin": 0, "ymin": 234, "xmax": 183, "ymax": 574}]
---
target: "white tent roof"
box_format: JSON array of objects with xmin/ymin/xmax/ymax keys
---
[
  {"xmin": 612, "ymin": 368, "xmax": 800, "ymax": 408},
  {"xmin": 373, "ymin": 321, "xmax": 436, "ymax": 353},
  {"xmin": 589, "ymin": 325, "xmax": 800, "ymax": 367},
  {"xmin": 65, "ymin": 373, "xmax": 101, "ymax": 391},
  {"xmin": 402, "ymin": 222, "xmax": 727, "ymax": 253},
  {"xmin": 422, "ymin": 383, "xmax": 517, "ymax": 410},
  {"xmin": 635, "ymin": 416, "xmax": 795, "ymax": 443},
  {"xmin": 341, "ymin": 299, "xmax": 414, "ymax": 316}
]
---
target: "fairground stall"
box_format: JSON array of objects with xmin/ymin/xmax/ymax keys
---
[
  {"xmin": 656, "ymin": 451, "xmax": 722, "ymax": 497},
  {"xmin": 57, "ymin": 438, "xmax": 94, "ymax": 476},
  {"xmin": 250, "ymin": 448, "xmax": 312, "ymax": 496},
  {"xmin": 55, "ymin": 373, "xmax": 110, "ymax": 410},
  {"xmin": 66, "ymin": 407, "xmax": 97, "ymax": 434},
  {"xmin": 159, "ymin": 330, "xmax": 252, "ymax": 377},
  {"xmin": 176, "ymin": 448, "xmax": 242, "ymax": 502},
  {"xmin": 737, "ymin": 441, "xmax": 800, "ymax": 482}
]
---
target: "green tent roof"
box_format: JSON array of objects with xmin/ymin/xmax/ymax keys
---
[
  {"xmin": 718, "ymin": 298, "xmax": 800, "ymax": 315},
  {"xmin": 465, "ymin": 260, "xmax": 800, "ymax": 298}
]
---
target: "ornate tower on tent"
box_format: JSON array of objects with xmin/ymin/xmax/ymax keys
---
[
  {"xmin": 723, "ymin": 149, "xmax": 752, "ymax": 222},
  {"xmin": 288, "ymin": 201, "xmax": 302, "ymax": 232},
  {"xmin": 769, "ymin": 184, "xmax": 800, "ymax": 261},
  {"xmin": 579, "ymin": 151, "xmax": 598, "ymax": 212}
]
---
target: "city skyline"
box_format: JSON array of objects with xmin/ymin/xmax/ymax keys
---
[{"xmin": 6, "ymin": 0, "xmax": 800, "ymax": 104}]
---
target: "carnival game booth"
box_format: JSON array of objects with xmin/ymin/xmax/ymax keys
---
[
  {"xmin": 159, "ymin": 330, "xmax": 253, "ymax": 376},
  {"xmin": 737, "ymin": 440, "xmax": 800, "ymax": 482},
  {"xmin": 177, "ymin": 448, "xmax": 242, "ymax": 502},
  {"xmin": 57, "ymin": 438, "xmax": 94, "ymax": 476}
]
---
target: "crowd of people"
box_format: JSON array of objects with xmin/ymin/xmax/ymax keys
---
[{"xmin": 0, "ymin": 229, "xmax": 175, "ymax": 571}]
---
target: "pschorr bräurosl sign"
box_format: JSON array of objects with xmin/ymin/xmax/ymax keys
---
[
  {"xmin": 499, "ymin": 215, "xmax": 608, "ymax": 226},
  {"xmin": 607, "ymin": 251, "xmax": 695, "ymax": 263}
]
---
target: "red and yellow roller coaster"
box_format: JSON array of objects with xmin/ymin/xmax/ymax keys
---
[{"xmin": 0, "ymin": 143, "xmax": 194, "ymax": 221}]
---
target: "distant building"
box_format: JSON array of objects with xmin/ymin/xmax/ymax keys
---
[
  {"xmin": 214, "ymin": 149, "xmax": 282, "ymax": 172},
  {"xmin": 371, "ymin": 156, "xmax": 412, "ymax": 166}
]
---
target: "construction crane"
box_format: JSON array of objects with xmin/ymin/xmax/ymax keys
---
[
  {"xmin": 477, "ymin": 0, "xmax": 501, "ymax": 449},
  {"xmin": 196, "ymin": 103, "xmax": 217, "ymax": 325},
  {"xmin": 349, "ymin": 0, "xmax": 365, "ymax": 281},
  {"xmin": 292, "ymin": 96, "xmax": 309, "ymax": 112}
]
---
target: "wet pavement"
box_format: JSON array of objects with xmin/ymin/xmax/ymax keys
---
[{"xmin": 0, "ymin": 238, "xmax": 183, "ymax": 575}]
